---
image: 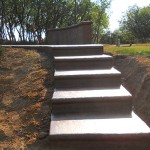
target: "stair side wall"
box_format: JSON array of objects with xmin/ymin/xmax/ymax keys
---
[{"xmin": 46, "ymin": 21, "xmax": 92, "ymax": 45}]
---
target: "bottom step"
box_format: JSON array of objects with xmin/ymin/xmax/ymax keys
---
[{"xmin": 49, "ymin": 112, "xmax": 150, "ymax": 150}]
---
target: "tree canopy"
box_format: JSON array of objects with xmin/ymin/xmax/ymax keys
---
[
  {"xmin": 119, "ymin": 5, "xmax": 150, "ymax": 43},
  {"xmin": 0, "ymin": 0, "xmax": 111, "ymax": 44}
]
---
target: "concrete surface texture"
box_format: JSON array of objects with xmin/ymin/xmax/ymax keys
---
[
  {"xmin": 49, "ymin": 44, "xmax": 150, "ymax": 149},
  {"xmin": 54, "ymin": 54, "xmax": 113, "ymax": 70},
  {"xmin": 46, "ymin": 21, "xmax": 92, "ymax": 45}
]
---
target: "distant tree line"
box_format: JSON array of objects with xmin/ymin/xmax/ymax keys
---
[
  {"xmin": 120, "ymin": 5, "xmax": 150, "ymax": 44},
  {"xmin": 101, "ymin": 5, "xmax": 150, "ymax": 45},
  {"xmin": 0, "ymin": 0, "xmax": 111, "ymax": 44}
]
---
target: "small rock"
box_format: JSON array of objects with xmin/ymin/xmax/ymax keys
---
[
  {"xmin": 38, "ymin": 131, "xmax": 48, "ymax": 139},
  {"xmin": 0, "ymin": 130, "xmax": 8, "ymax": 141}
]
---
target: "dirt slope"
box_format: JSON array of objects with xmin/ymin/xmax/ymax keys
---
[
  {"xmin": 0, "ymin": 48, "xmax": 54, "ymax": 149},
  {"xmin": 114, "ymin": 55, "xmax": 150, "ymax": 126}
]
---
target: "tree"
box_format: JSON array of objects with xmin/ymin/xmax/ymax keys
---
[
  {"xmin": 0, "ymin": 0, "xmax": 111, "ymax": 44},
  {"xmin": 0, "ymin": 0, "xmax": 17, "ymax": 41},
  {"xmin": 119, "ymin": 27, "xmax": 135, "ymax": 46},
  {"xmin": 91, "ymin": 0, "xmax": 111, "ymax": 43},
  {"xmin": 120, "ymin": 5, "xmax": 150, "ymax": 42}
]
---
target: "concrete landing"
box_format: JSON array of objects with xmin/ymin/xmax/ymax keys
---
[
  {"xmin": 49, "ymin": 112, "xmax": 150, "ymax": 150},
  {"xmin": 54, "ymin": 54, "xmax": 113, "ymax": 70},
  {"xmin": 54, "ymin": 68, "xmax": 121, "ymax": 89},
  {"xmin": 52, "ymin": 85, "xmax": 132, "ymax": 117},
  {"xmin": 50, "ymin": 112, "xmax": 150, "ymax": 135}
]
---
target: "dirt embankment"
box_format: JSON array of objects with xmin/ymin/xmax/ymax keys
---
[
  {"xmin": 113, "ymin": 55, "xmax": 150, "ymax": 125},
  {"xmin": 0, "ymin": 48, "xmax": 54, "ymax": 149}
]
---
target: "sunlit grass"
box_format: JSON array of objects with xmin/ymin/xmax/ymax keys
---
[{"xmin": 104, "ymin": 43, "xmax": 150, "ymax": 56}]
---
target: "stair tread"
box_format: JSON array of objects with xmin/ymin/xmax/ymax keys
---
[
  {"xmin": 51, "ymin": 44, "xmax": 103, "ymax": 48},
  {"xmin": 55, "ymin": 68, "xmax": 120, "ymax": 77},
  {"xmin": 52, "ymin": 85, "xmax": 132, "ymax": 117},
  {"xmin": 55, "ymin": 54, "xmax": 112, "ymax": 60},
  {"xmin": 54, "ymin": 54, "xmax": 113, "ymax": 71},
  {"xmin": 3, "ymin": 44, "xmax": 102, "ymax": 48},
  {"xmin": 53, "ymin": 85, "xmax": 131, "ymax": 101},
  {"xmin": 50, "ymin": 112, "xmax": 150, "ymax": 136}
]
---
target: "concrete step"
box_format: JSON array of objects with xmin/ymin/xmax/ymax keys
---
[
  {"xmin": 49, "ymin": 112, "xmax": 150, "ymax": 150},
  {"xmin": 54, "ymin": 54, "xmax": 113, "ymax": 70},
  {"xmin": 2, "ymin": 44, "xmax": 103, "ymax": 56},
  {"xmin": 54, "ymin": 68, "xmax": 121, "ymax": 89},
  {"xmin": 51, "ymin": 44, "xmax": 103, "ymax": 56},
  {"xmin": 52, "ymin": 85, "xmax": 132, "ymax": 117}
]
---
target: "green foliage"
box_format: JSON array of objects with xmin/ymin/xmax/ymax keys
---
[
  {"xmin": 100, "ymin": 29, "xmax": 134, "ymax": 45},
  {"xmin": 119, "ymin": 5, "xmax": 150, "ymax": 42},
  {"xmin": 1, "ymin": 0, "xmax": 111, "ymax": 44},
  {"xmin": 91, "ymin": 0, "xmax": 111, "ymax": 43},
  {"xmin": 119, "ymin": 30, "xmax": 135, "ymax": 44},
  {"xmin": 0, "ymin": 47, "xmax": 5, "ymax": 56}
]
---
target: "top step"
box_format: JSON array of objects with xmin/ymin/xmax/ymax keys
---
[
  {"xmin": 2, "ymin": 44, "xmax": 103, "ymax": 56},
  {"xmin": 51, "ymin": 44, "xmax": 103, "ymax": 56}
]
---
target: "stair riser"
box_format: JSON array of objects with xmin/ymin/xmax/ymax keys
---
[
  {"xmin": 52, "ymin": 47, "xmax": 103, "ymax": 56},
  {"xmin": 49, "ymin": 138, "xmax": 150, "ymax": 150},
  {"xmin": 54, "ymin": 75, "xmax": 121, "ymax": 89},
  {"xmin": 52, "ymin": 97, "xmax": 132, "ymax": 117},
  {"xmin": 55, "ymin": 59, "xmax": 113, "ymax": 70}
]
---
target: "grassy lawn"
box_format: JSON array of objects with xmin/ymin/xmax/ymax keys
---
[{"xmin": 104, "ymin": 43, "xmax": 150, "ymax": 56}]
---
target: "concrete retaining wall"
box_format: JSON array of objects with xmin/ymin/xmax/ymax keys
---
[{"xmin": 46, "ymin": 21, "xmax": 92, "ymax": 45}]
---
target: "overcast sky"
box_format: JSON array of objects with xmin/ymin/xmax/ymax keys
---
[{"xmin": 109, "ymin": 0, "xmax": 150, "ymax": 31}]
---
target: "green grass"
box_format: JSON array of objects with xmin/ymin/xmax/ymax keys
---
[{"xmin": 104, "ymin": 44, "xmax": 150, "ymax": 56}]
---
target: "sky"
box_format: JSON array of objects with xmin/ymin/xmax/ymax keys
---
[{"xmin": 109, "ymin": 0, "xmax": 150, "ymax": 32}]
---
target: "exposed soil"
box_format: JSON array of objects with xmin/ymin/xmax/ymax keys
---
[
  {"xmin": 0, "ymin": 48, "xmax": 54, "ymax": 149},
  {"xmin": 113, "ymin": 55, "xmax": 150, "ymax": 126},
  {"xmin": 0, "ymin": 48, "xmax": 149, "ymax": 149}
]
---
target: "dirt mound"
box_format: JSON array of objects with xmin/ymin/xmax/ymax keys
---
[{"xmin": 114, "ymin": 55, "xmax": 150, "ymax": 126}]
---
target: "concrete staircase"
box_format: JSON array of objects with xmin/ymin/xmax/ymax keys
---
[{"xmin": 49, "ymin": 44, "xmax": 150, "ymax": 150}]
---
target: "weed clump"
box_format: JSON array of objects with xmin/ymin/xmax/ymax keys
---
[{"xmin": 0, "ymin": 46, "xmax": 5, "ymax": 56}]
